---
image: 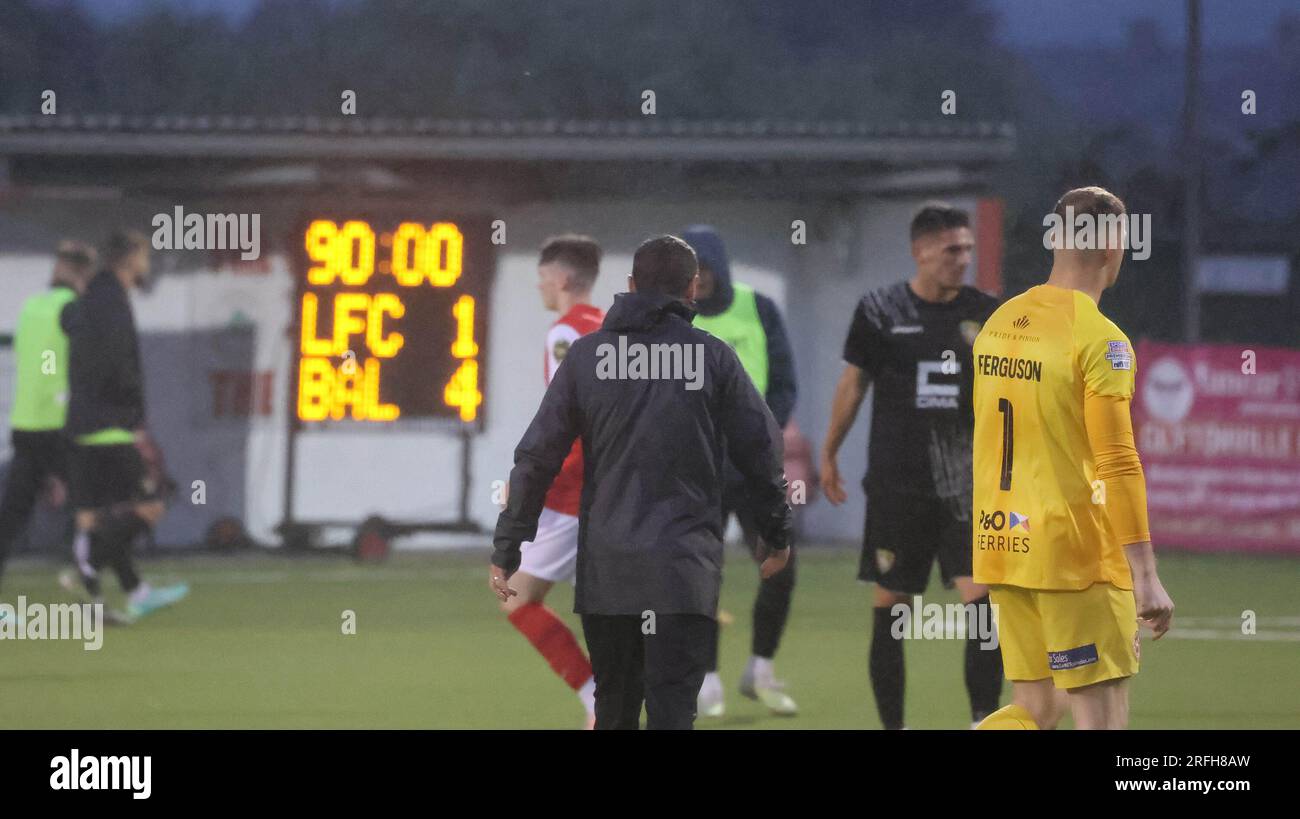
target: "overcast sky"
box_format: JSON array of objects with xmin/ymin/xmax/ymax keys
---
[{"xmin": 990, "ymin": 0, "xmax": 1296, "ymax": 46}]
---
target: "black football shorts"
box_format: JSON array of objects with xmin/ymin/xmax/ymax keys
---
[
  {"xmin": 859, "ymin": 489, "xmax": 972, "ymax": 594},
  {"xmin": 69, "ymin": 443, "xmax": 148, "ymax": 511}
]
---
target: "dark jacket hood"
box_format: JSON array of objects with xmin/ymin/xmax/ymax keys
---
[
  {"xmin": 602, "ymin": 290, "xmax": 697, "ymax": 332},
  {"xmin": 681, "ymin": 225, "xmax": 733, "ymax": 317}
]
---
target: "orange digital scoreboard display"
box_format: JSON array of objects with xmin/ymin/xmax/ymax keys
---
[{"xmin": 292, "ymin": 214, "xmax": 492, "ymax": 424}]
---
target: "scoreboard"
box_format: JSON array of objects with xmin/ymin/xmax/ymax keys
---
[{"xmin": 291, "ymin": 213, "xmax": 493, "ymax": 424}]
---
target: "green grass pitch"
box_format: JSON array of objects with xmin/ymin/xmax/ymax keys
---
[{"xmin": 1, "ymin": 547, "xmax": 1296, "ymax": 729}]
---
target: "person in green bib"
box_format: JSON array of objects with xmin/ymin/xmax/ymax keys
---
[
  {"xmin": 681, "ymin": 225, "xmax": 800, "ymax": 718},
  {"xmin": 61, "ymin": 230, "xmax": 187, "ymax": 621},
  {"xmin": 0, "ymin": 242, "xmax": 97, "ymax": 589}
]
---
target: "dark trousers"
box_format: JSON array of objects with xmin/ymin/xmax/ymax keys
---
[
  {"xmin": 580, "ymin": 613, "xmax": 713, "ymax": 730},
  {"xmin": 706, "ymin": 484, "xmax": 798, "ymax": 670},
  {"xmin": 0, "ymin": 430, "xmax": 68, "ymax": 586},
  {"xmin": 78, "ymin": 514, "xmax": 145, "ymax": 595},
  {"xmin": 69, "ymin": 442, "xmax": 148, "ymax": 595}
]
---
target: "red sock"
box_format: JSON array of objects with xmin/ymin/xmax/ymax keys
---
[{"xmin": 508, "ymin": 603, "xmax": 593, "ymax": 690}]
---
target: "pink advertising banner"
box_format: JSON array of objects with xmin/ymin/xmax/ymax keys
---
[{"xmin": 1133, "ymin": 341, "xmax": 1300, "ymax": 554}]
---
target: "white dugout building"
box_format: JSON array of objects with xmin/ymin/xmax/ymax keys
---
[{"xmin": 0, "ymin": 115, "xmax": 1014, "ymax": 550}]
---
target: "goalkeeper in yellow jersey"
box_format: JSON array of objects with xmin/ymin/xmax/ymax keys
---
[{"xmin": 972, "ymin": 186, "xmax": 1174, "ymax": 730}]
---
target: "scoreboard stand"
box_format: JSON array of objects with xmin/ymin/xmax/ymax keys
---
[{"xmin": 277, "ymin": 210, "xmax": 493, "ymax": 551}]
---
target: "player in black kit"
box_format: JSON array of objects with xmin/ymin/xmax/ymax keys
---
[{"xmin": 820, "ymin": 203, "xmax": 1004, "ymax": 729}]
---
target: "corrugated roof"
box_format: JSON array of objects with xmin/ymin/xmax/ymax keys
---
[
  {"xmin": 0, "ymin": 115, "xmax": 1014, "ymax": 166},
  {"xmin": 0, "ymin": 114, "xmax": 1013, "ymax": 140}
]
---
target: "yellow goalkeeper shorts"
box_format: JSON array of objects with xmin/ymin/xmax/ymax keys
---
[{"xmin": 989, "ymin": 582, "xmax": 1140, "ymax": 689}]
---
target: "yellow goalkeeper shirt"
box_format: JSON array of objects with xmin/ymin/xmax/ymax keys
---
[{"xmin": 972, "ymin": 284, "xmax": 1149, "ymax": 591}]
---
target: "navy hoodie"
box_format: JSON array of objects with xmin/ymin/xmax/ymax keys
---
[{"xmin": 680, "ymin": 226, "xmax": 797, "ymax": 428}]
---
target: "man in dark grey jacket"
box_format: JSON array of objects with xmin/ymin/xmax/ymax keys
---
[{"xmin": 491, "ymin": 235, "xmax": 792, "ymax": 730}]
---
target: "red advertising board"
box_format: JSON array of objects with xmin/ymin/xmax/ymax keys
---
[{"xmin": 1133, "ymin": 341, "xmax": 1300, "ymax": 554}]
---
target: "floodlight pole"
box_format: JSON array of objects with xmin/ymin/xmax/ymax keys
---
[{"xmin": 1181, "ymin": 0, "xmax": 1202, "ymax": 342}]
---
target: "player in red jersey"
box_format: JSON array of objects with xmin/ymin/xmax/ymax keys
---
[{"xmin": 498, "ymin": 235, "xmax": 605, "ymax": 728}]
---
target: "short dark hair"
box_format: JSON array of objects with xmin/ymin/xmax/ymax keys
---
[
  {"xmin": 102, "ymin": 230, "xmax": 150, "ymax": 268},
  {"xmin": 631, "ymin": 235, "xmax": 697, "ymax": 297},
  {"xmin": 910, "ymin": 202, "xmax": 970, "ymax": 242},
  {"xmin": 539, "ymin": 234, "xmax": 602, "ymax": 291}
]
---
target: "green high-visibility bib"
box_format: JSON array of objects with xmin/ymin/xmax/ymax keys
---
[
  {"xmin": 693, "ymin": 282, "xmax": 769, "ymax": 396},
  {"xmin": 9, "ymin": 287, "xmax": 76, "ymax": 431},
  {"xmin": 77, "ymin": 428, "xmax": 135, "ymax": 446}
]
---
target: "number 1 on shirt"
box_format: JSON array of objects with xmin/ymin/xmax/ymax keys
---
[{"xmin": 997, "ymin": 397, "xmax": 1013, "ymax": 491}]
